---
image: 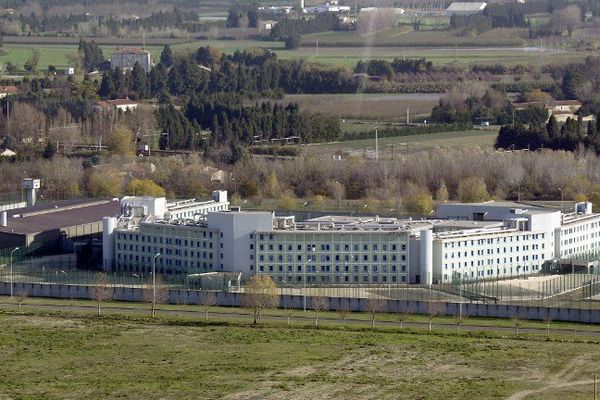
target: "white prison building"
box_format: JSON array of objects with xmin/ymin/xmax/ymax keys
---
[{"xmin": 103, "ymin": 199, "xmax": 600, "ymax": 284}]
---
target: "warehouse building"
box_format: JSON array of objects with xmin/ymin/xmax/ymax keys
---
[{"xmin": 104, "ymin": 198, "xmax": 600, "ymax": 285}]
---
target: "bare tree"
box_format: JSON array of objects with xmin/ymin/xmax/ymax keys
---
[
  {"xmin": 311, "ymin": 296, "xmax": 329, "ymax": 326},
  {"xmin": 365, "ymin": 298, "xmax": 387, "ymax": 328},
  {"xmin": 426, "ymin": 302, "xmax": 446, "ymax": 332},
  {"xmin": 201, "ymin": 291, "xmax": 217, "ymax": 321},
  {"xmin": 175, "ymin": 292, "xmax": 188, "ymax": 317},
  {"xmin": 396, "ymin": 306, "xmax": 410, "ymax": 329},
  {"xmin": 453, "ymin": 312, "xmax": 468, "ymax": 333},
  {"xmin": 143, "ymin": 276, "xmax": 170, "ymax": 318},
  {"xmin": 338, "ymin": 299, "xmax": 350, "ymax": 325},
  {"xmin": 14, "ymin": 288, "xmax": 28, "ymax": 311},
  {"xmin": 543, "ymin": 314, "xmax": 552, "ymax": 336},
  {"xmin": 243, "ymin": 275, "xmax": 279, "ymax": 324},
  {"xmin": 552, "ymin": 5, "xmax": 581, "ymax": 37},
  {"xmin": 89, "ymin": 273, "xmax": 113, "ymax": 316},
  {"xmin": 511, "ymin": 311, "xmax": 527, "ymax": 335}
]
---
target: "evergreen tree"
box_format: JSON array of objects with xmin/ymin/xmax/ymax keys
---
[
  {"xmin": 546, "ymin": 115, "xmax": 560, "ymax": 149},
  {"xmin": 98, "ymin": 71, "xmax": 114, "ymax": 98},
  {"xmin": 43, "ymin": 142, "xmax": 56, "ymax": 159},
  {"xmin": 131, "ymin": 62, "xmax": 147, "ymax": 98},
  {"xmin": 159, "ymin": 45, "xmax": 174, "ymax": 67}
]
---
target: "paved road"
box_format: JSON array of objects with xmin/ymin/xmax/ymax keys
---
[{"xmin": 1, "ymin": 301, "xmax": 598, "ymax": 337}]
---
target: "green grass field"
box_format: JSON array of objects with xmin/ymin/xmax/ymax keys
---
[
  {"xmin": 0, "ymin": 27, "xmax": 597, "ymax": 72},
  {"xmin": 302, "ymin": 129, "xmax": 498, "ymax": 158},
  {"xmin": 256, "ymin": 93, "xmax": 441, "ymax": 121},
  {"xmin": 0, "ymin": 44, "xmax": 166, "ymax": 70},
  {"xmin": 0, "ymin": 306, "xmax": 599, "ymax": 399}
]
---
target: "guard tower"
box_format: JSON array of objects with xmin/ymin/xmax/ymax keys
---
[{"xmin": 22, "ymin": 178, "xmax": 41, "ymax": 207}]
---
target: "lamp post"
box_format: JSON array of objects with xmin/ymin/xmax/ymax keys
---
[
  {"xmin": 152, "ymin": 252, "xmax": 160, "ymax": 308},
  {"xmin": 231, "ymin": 177, "xmax": 237, "ymax": 195},
  {"xmin": 10, "ymin": 247, "xmax": 19, "ymax": 298},
  {"xmin": 303, "ymin": 245, "xmax": 316, "ymax": 312},
  {"xmin": 458, "ymin": 272, "xmax": 463, "ymax": 320},
  {"xmin": 558, "ymin": 187, "xmax": 564, "ymax": 212}
]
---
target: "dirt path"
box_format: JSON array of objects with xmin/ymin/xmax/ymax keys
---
[{"xmin": 506, "ymin": 355, "xmax": 594, "ymax": 400}]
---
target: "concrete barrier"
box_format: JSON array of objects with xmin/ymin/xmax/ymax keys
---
[{"xmin": 1, "ymin": 281, "xmax": 599, "ymax": 324}]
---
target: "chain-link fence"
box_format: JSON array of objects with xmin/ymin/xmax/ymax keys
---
[{"xmin": 2, "ymin": 249, "xmax": 600, "ymax": 310}]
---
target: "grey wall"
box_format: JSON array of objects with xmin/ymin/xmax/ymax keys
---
[{"xmin": 2, "ymin": 282, "xmax": 599, "ymax": 324}]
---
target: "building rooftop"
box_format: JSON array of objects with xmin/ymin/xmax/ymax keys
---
[
  {"xmin": 0, "ymin": 199, "xmax": 120, "ymax": 235},
  {"xmin": 0, "ymin": 85, "xmax": 19, "ymax": 94},
  {"xmin": 112, "ymin": 47, "xmax": 150, "ymax": 55},
  {"xmin": 446, "ymin": 2, "xmax": 487, "ymax": 11}
]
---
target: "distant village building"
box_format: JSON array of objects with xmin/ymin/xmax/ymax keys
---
[
  {"xmin": 511, "ymin": 99, "xmax": 593, "ymax": 123},
  {"xmin": 64, "ymin": 67, "xmax": 75, "ymax": 75},
  {"xmin": 110, "ymin": 47, "xmax": 152, "ymax": 73},
  {"xmin": 304, "ymin": 1, "xmax": 351, "ymax": 13},
  {"xmin": 258, "ymin": 5, "xmax": 293, "ymax": 14},
  {"xmin": 259, "ymin": 19, "xmax": 278, "ymax": 33},
  {"xmin": 94, "ymin": 99, "xmax": 139, "ymax": 113},
  {"xmin": 0, "ymin": 85, "xmax": 19, "ymax": 99},
  {"xmin": 445, "ymin": 2, "xmax": 487, "ymax": 16}
]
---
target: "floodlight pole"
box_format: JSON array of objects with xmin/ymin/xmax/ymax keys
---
[
  {"xmin": 152, "ymin": 253, "xmax": 160, "ymax": 308},
  {"xmin": 303, "ymin": 246, "xmax": 315, "ymax": 312},
  {"xmin": 10, "ymin": 247, "xmax": 19, "ymax": 298}
]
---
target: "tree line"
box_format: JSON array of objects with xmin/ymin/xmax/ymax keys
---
[
  {"xmin": 1, "ymin": 8, "xmax": 206, "ymax": 36},
  {"xmin": 495, "ymin": 114, "xmax": 600, "ymax": 153},
  {"xmin": 354, "ymin": 58, "xmax": 433, "ymax": 80}
]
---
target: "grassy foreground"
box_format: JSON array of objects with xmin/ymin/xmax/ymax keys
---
[{"xmin": 0, "ymin": 306, "xmax": 599, "ymax": 399}]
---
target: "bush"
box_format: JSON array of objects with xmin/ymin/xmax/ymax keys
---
[
  {"xmin": 457, "ymin": 177, "xmax": 489, "ymax": 203},
  {"xmin": 285, "ymin": 34, "xmax": 301, "ymax": 50}
]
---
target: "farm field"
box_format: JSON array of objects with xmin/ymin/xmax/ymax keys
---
[
  {"xmin": 0, "ymin": 44, "xmax": 165, "ymax": 69},
  {"xmin": 0, "ymin": 309, "xmax": 599, "ymax": 399},
  {"xmin": 302, "ymin": 128, "xmax": 498, "ymax": 158},
  {"xmin": 258, "ymin": 93, "xmax": 441, "ymax": 121},
  {"xmin": 0, "ymin": 32, "xmax": 596, "ymax": 71}
]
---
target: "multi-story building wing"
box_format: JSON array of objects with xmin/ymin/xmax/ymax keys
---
[
  {"xmin": 104, "ymin": 198, "xmax": 600, "ymax": 285},
  {"xmin": 254, "ymin": 224, "xmax": 411, "ymax": 285}
]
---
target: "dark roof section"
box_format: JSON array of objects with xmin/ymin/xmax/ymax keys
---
[{"xmin": 0, "ymin": 199, "xmax": 120, "ymax": 235}]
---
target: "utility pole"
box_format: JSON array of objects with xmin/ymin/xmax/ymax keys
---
[
  {"xmin": 375, "ymin": 129, "xmax": 378, "ymax": 161},
  {"xmin": 407, "ymin": 107, "xmax": 410, "ymax": 124}
]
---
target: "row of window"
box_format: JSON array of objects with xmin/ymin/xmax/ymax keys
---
[
  {"xmin": 443, "ymin": 254, "xmax": 544, "ymax": 269},
  {"xmin": 258, "ymin": 264, "xmax": 407, "ymax": 273},
  {"xmin": 443, "ymin": 265, "xmax": 541, "ymax": 281},
  {"xmin": 443, "ymin": 244, "xmax": 545, "ymax": 259},
  {"xmin": 258, "ymin": 253, "xmax": 406, "ymax": 263},
  {"xmin": 269, "ymin": 274, "xmax": 406, "ymax": 283},
  {"xmin": 443, "ymin": 234, "xmax": 545, "ymax": 248}
]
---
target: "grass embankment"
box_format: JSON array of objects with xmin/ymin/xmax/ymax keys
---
[
  {"xmin": 6, "ymin": 296, "xmax": 599, "ymax": 332},
  {"xmin": 0, "ymin": 303, "xmax": 599, "ymax": 399},
  {"xmin": 299, "ymin": 128, "xmax": 498, "ymax": 159}
]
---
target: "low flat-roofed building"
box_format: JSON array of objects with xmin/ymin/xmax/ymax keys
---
[
  {"xmin": 0, "ymin": 199, "xmax": 121, "ymax": 250},
  {"xmin": 94, "ymin": 99, "xmax": 139, "ymax": 112}
]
